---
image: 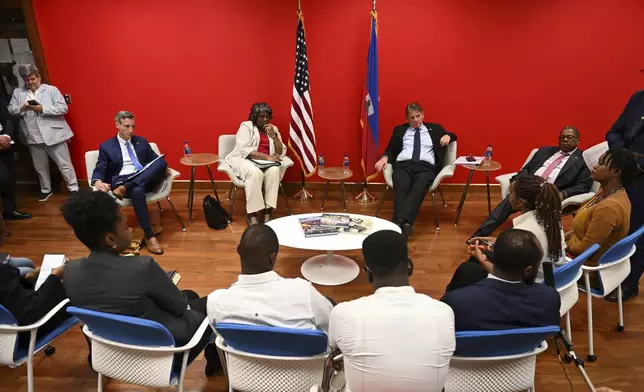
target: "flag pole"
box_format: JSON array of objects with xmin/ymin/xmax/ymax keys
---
[
  {"xmin": 356, "ymin": 0, "xmax": 377, "ymax": 204},
  {"xmin": 292, "ymin": 0, "xmax": 314, "ymax": 201}
]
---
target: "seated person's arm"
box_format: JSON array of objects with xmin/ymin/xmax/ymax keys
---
[
  {"xmin": 566, "ymin": 204, "xmax": 620, "ymax": 256},
  {"xmin": 438, "ymin": 125, "xmax": 457, "ymax": 146},
  {"xmin": 236, "ymin": 123, "xmax": 280, "ymax": 162},
  {"xmin": 559, "ymin": 164, "xmax": 593, "ymax": 199},
  {"xmin": 1, "ymin": 264, "xmax": 67, "ymax": 325},
  {"xmin": 309, "ymin": 286, "xmax": 334, "ymax": 334},
  {"xmin": 92, "ymin": 147, "xmax": 111, "ymax": 192},
  {"xmin": 145, "ymin": 258, "xmax": 189, "ymax": 317}
]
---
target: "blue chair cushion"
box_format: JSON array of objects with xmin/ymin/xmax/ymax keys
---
[
  {"xmin": 216, "ymin": 323, "xmax": 327, "ymax": 357},
  {"xmin": 454, "ymin": 325, "xmax": 560, "ymax": 357},
  {"xmin": 67, "ymin": 307, "xmax": 175, "ymax": 347},
  {"xmin": 13, "ymin": 316, "xmax": 79, "ymax": 362},
  {"xmin": 0, "ymin": 305, "xmax": 17, "ymax": 325}
]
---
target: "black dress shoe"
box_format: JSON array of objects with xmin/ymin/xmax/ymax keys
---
[
  {"xmin": 3, "ymin": 211, "xmax": 32, "ymax": 220},
  {"xmin": 605, "ymin": 285, "xmax": 639, "ymax": 303},
  {"xmin": 402, "ymin": 222, "xmax": 413, "ymax": 238},
  {"xmin": 37, "ymin": 192, "xmax": 54, "ymax": 202}
]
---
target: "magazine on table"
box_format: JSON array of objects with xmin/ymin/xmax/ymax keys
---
[{"xmin": 299, "ymin": 214, "xmax": 373, "ymax": 238}]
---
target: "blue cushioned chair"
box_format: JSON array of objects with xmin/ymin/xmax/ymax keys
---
[
  {"xmin": 552, "ymin": 243, "xmax": 600, "ymax": 342},
  {"xmin": 68, "ymin": 306, "xmax": 211, "ymax": 392},
  {"xmin": 579, "ymin": 225, "xmax": 644, "ymax": 361},
  {"xmin": 0, "ymin": 299, "xmax": 79, "ymax": 392},
  {"xmin": 214, "ymin": 323, "xmax": 328, "ymax": 392},
  {"xmin": 445, "ymin": 325, "xmax": 560, "ymax": 392}
]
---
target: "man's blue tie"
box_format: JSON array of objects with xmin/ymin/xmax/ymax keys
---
[
  {"xmin": 125, "ymin": 141, "xmax": 144, "ymax": 171},
  {"xmin": 411, "ymin": 128, "xmax": 421, "ymax": 163}
]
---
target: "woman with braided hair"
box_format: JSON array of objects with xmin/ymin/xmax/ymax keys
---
[
  {"xmin": 225, "ymin": 102, "xmax": 292, "ymax": 225},
  {"xmin": 447, "ymin": 175, "xmax": 566, "ymax": 291}
]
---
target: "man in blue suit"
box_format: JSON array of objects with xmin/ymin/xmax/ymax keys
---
[
  {"xmin": 91, "ymin": 111, "xmax": 167, "ymax": 255},
  {"xmin": 441, "ymin": 229, "xmax": 560, "ymax": 331}
]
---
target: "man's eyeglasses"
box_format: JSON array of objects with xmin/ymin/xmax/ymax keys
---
[{"xmin": 559, "ymin": 135, "xmax": 579, "ymax": 141}]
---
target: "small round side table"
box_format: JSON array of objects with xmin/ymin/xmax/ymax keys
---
[
  {"xmin": 180, "ymin": 153, "xmax": 219, "ymax": 223},
  {"xmin": 318, "ymin": 167, "xmax": 353, "ymax": 212},
  {"xmin": 454, "ymin": 160, "xmax": 502, "ymax": 226}
]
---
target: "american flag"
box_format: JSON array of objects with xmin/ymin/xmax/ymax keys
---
[{"xmin": 288, "ymin": 11, "xmax": 316, "ymax": 177}]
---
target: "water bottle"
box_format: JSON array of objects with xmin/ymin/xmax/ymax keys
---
[
  {"xmin": 343, "ymin": 153, "xmax": 350, "ymax": 174},
  {"xmin": 483, "ymin": 144, "xmax": 493, "ymax": 166},
  {"xmin": 318, "ymin": 154, "xmax": 325, "ymax": 174},
  {"xmin": 183, "ymin": 140, "xmax": 192, "ymax": 163}
]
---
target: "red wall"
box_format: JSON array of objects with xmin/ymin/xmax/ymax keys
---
[{"xmin": 31, "ymin": 0, "xmax": 644, "ymax": 183}]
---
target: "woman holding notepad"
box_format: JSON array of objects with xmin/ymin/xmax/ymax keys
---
[{"xmin": 225, "ymin": 102, "xmax": 292, "ymax": 225}]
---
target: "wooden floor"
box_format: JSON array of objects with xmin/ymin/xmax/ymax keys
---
[{"xmin": 1, "ymin": 186, "xmax": 642, "ymax": 392}]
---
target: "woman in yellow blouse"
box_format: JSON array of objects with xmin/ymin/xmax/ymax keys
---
[{"xmin": 566, "ymin": 148, "xmax": 639, "ymax": 287}]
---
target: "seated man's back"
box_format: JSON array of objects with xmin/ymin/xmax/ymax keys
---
[
  {"xmin": 441, "ymin": 277, "xmax": 560, "ymax": 331},
  {"xmin": 207, "ymin": 224, "xmax": 333, "ymax": 333},
  {"xmin": 442, "ymin": 228, "xmax": 561, "ymax": 331},
  {"xmin": 330, "ymin": 287, "xmax": 454, "ymax": 392}
]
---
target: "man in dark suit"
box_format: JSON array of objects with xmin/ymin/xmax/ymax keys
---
[
  {"xmin": 0, "ymin": 77, "xmax": 31, "ymax": 220},
  {"xmin": 473, "ymin": 126, "xmax": 592, "ymax": 238},
  {"xmin": 605, "ymin": 90, "xmax": 644, "ymax": 301},
  {"xmin": 374, "ymin": 103, "xmax": 457, "ymax": 237},
  {"xmin": 441, "ymin": 229, "xmax": 560, "ymax": 331},
  {"xmin": 92, "ymin": 111, "xmax": 167, "ymax": 255}
]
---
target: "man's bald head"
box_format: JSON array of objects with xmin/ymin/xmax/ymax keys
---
[{"xmin": 237, "ymin": 224, "xmax": 280, "ymax": 273}]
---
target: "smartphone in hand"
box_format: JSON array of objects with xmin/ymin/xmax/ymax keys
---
[{"xmin": 28, "ymin": 100, "xmax": 39, "ymax": 106}]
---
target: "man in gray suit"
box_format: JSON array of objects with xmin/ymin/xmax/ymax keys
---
[
  {"xmin": 61, "ymin": 190, "xmax": 220, "ymax": 376},
  {"xmin": 8, "ymin": 64, "xmax": 78, "ymax": 201}
]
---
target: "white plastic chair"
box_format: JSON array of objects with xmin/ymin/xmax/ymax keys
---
[
  {"xmin": 444, "ymin": 326, "xmax": 559, "ymax": 392},
  {"xmin": 68, "ymin": 306, "xmax": 211, "ymax": 392},
  {"xmin": 551, "ymin": 244, "xmax": 600, "ymax": 342},
  {"xmin": 495, "ymin": 148, "xmax": 538, "ymax": 200},
  {"xmin": 560, "ymin": 142, "xmax": 607, "ymax": 213},
  {"xmin": 579, "ymin": 225, "xmax": 644, "ymax": 361},
  {"xmin": 217, "ymin": 135, "xmax": 293, "ymax": 222},
  {"xmin": 375, "ymin": 141, "xmax": 457, "ymax": 230},
  {"xmin": 0, "ymin": 299, "xmax": 79, "ymax": 392},
  {"xmin": 214, "ymin": 323, "xmax": 328, "ymax": 392},
  {"xmin": 84, "ymin": 142, "xmax": 186, "ymax": 231}
]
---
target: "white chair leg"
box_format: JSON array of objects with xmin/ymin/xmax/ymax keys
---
[
  {"xmin": 565, "ymin": 312, "xmax": 572, "ymax": 343},
  {"xmin": 97, "ymin": 373, "xmax": 104, "ymax": 392},
  {"xmin": 177, "ymin": 351, "xmax": 191, "ymax": 392},
  {"xmin": 584, "ymin": 272, "xmax": 596, "ymax": 361},
  {"xmin": 27, "ymin": 330, "xmax": 37, "ymax": 392},
  {"xmin": 618, "ymin": 284, "xmax": 625, "ymax": 332}
]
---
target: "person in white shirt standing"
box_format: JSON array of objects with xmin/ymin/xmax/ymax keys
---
[
  {"xmin": 7, "ymin": 64, "xmax": 79, "ymax": 201},
  {"xmin": 472, "ymin": 126, "xmax": 592, "ymax": 238},
  {"xmin": 207, "ymin": 224, "xmax": 333, "ymax": 333},
  {"xmin": 329, "ymin": 230, "xmax": 455, "ymax": 392}
]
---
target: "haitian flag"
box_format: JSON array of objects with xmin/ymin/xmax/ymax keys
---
[{"xmin": 360, "ymin": 10, "xmax": 379, "ymax": 181}]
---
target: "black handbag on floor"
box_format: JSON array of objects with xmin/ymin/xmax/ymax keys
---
[{"xmin": 203, "ymin": 192, "xmax": 229, "ymax": 230}]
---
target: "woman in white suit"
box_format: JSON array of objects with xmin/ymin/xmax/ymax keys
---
[
  {"xmin": 7, "ymin": 64, "xmax": 78, "ymax": 201},
  {"xmin": 226, "ymin": 102, "xmax": 292, "ymax": 224}
]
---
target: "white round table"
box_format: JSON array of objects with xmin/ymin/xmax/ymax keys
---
[{"xmin": 265, "ymin": 213, "xmax": 401, "ymax": 286}]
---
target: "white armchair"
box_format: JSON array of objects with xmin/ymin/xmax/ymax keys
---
[
  {"xmin": 495, "ymin": 148, "xmax": 538, "ymax": 200},
  {"xmin": 84, "ymin": 142, "xmax": 186, "ymax": 232},
  {"xmin": 375, "ymin": 141, "xmax": 457, "ymax": 230},
  {"xmin": 217, "ymin": 135, "xmax": 293, "ymax": 223}
]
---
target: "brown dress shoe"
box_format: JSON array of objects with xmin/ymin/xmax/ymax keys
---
[
  {"xmin": 112, "ymin": 186, "xmax": 127, "ymax": 201},
  {"xmin": 146, "ymin": 237, "xmax": 164, "ymax": 255}
]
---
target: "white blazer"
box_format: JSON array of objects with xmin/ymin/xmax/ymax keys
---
[
  {"xmin": 225, "ymin": 120, "xmax": 292, "ymax": 178},
  {"xmin": 512, "ymin": 210, "xmax": 567, "ymax": 282},
  {"xmin": 7, "ymin": 84, "xmax": 74, "ymax": 146}
]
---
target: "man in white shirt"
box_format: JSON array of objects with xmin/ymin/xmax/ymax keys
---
[
  {"xmin": 329, "ymin": 230, "xmax": 455, "ymax": 392},
  {"xmin": 207, "ymin": 224, "xmax": 333, "ymax": 333},
  {"xmin": 473, "ymin": 126, "xmax": 592, "ymax": 238}
]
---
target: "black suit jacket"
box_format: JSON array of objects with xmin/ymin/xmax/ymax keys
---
[
  {"xmin": 0, "ymin": 87, "xmax": 18, "ymax": 184},
  {"xmin": 92, "ymin": 135, "xmax": 163, "ymax": 188},
  {"xmin": 606, "ymin": 90, "xmax": 644, "ymax": 167},
  {"xmin": 382, "ymin": 122, "xmax": 457, "ymax": 171},
  {"xmin": 441, "ymin": 278, "xmax": 561, "ymax": 331},
  {"xmin": 0, "ymin": 263, "xmax": 68, "ymax": 325},
  {"xmin": 514, "ymin": 147, "xmax": 592, "ymax": 198},
  {"xmin": 63, "ymin": 252, "xmax": 204, "ymax": 345}
]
